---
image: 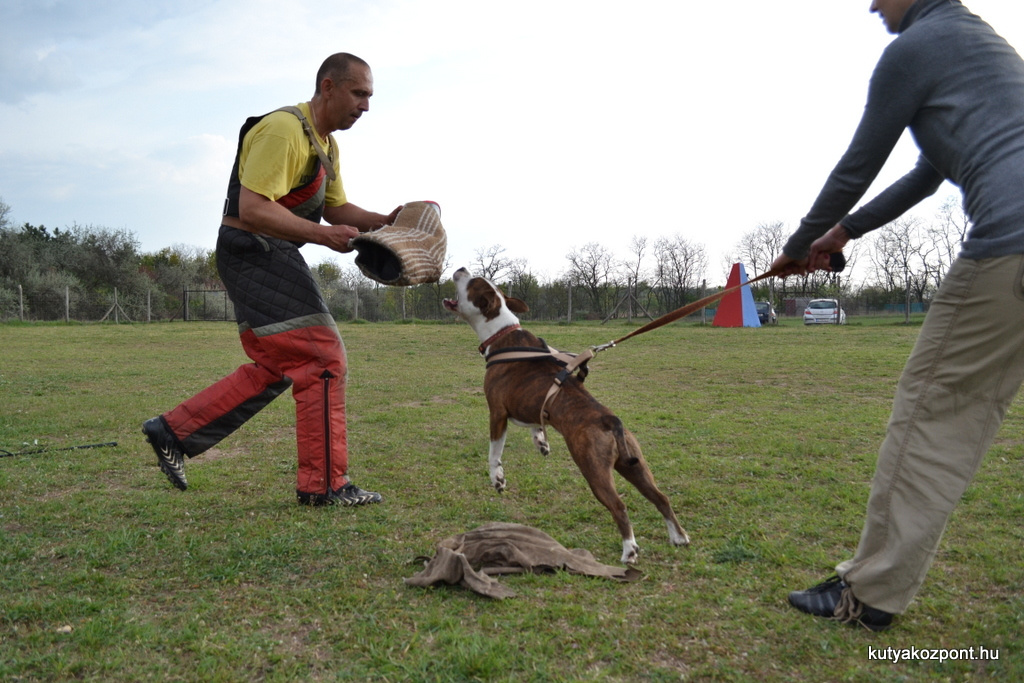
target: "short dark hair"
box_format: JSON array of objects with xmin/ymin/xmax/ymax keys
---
[{"xmin": 315, "ymin": 53, "xmax": 370, "ymax": 94}]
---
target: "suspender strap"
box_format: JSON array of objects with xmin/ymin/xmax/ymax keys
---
[{"xmin": 275, "ymin": 105, "xmax": 338, "ymax": 182}]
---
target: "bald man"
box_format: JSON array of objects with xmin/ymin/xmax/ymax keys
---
[{"xmin": 144, "ymin": 53, "xmax": 400, "ymax": 506}]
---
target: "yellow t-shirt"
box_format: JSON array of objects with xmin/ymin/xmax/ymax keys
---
[{"xmin": 237, "ymin": 102, "xmax": 346, "ymax": 208}]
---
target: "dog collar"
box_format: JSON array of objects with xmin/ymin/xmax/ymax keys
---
[{"xmin": 478, "ymin": 324, "xmax": 521, "ymax": 355}]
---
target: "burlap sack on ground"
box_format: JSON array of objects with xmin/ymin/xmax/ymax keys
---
[
  {"xmin": 405, "ymin": 522, "xmax": 642, "ymax": 599},
  {"xmin": 351, "ymin": 200, "xmax": 446, "ymax": 286}
]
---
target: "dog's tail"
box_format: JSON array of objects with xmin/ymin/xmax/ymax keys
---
[{"xmin": 602, "ymin": 415, "xmax": 640, "ymax": 466}]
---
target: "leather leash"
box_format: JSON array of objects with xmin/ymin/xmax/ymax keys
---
[
  {"xmin": 527, "ymin": 253, "xmax": 846, "ymax": 428},
  {"xmin": 596, "ymin": 251, "xmax": 846, "ymax": 352}
]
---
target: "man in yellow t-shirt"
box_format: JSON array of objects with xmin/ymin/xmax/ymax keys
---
[
  {"xmin": 238, "ymin": 101, "xmax": 348, "ymax": 211},
  {"xmin": 143, "ymin": 53, "xmax": 400, "ymax": 506}
]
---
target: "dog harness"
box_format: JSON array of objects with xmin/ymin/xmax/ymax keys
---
[{"xmin": 481, "ymin": 325, "xmax": 594, "ymax": 432}]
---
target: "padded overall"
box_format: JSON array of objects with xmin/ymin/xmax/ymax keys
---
[{"xmin": 162, "ymin": 109, "xmax": 350, "ymax": 496}]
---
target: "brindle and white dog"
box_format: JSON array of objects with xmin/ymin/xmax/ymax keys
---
[{"xmin": 444, "ymin": 267, "xmax": 689, "ymax": 563}]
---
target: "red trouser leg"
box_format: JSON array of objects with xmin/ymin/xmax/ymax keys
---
[
  {"xmin": 244, "ymin": 323, "xmax": 349, "ymax": 496},
  {"xmin": 162, "ymin": 323, "xmax": 349, "ymax": 495},
  {"xmin": 163, "ymin": 328, "xmax": 292, "ymax": 457}
]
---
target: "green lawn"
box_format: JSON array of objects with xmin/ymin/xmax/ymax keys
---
[{"xmin": 0, "ymin": 319, "xmax": 1021, "ymax": 681}]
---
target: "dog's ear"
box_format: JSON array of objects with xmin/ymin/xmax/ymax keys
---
[{"xmin": 504, "ymin": 297, "xmax": 529, "ymax": 314}]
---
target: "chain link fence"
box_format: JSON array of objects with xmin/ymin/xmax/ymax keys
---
[
  {"xmin": 1, "ymin": 281, "xmax": 928, "ymax": 324},
  {"xmin": 0, "ymin": 285, "xmax": 236, "ymax": 323}
]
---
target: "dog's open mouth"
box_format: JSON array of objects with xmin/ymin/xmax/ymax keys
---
[{"xmin": 443, "ymin": 298, "xmax": 458, "ymax": 312}]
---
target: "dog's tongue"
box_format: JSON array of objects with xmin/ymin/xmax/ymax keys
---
[{"xmin": 443, "ymin": 299, "xmax": 457, "ymax": 312}]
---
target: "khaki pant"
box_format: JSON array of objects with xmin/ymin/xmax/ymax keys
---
[{"xmin": 837, "ymin": 254, "xmax": 1024, "ymax": 614}]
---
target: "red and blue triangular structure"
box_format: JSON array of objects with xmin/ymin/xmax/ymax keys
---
[{"xmin": 712, "ymin": 263, "xmax": 761, "ymax": 328}]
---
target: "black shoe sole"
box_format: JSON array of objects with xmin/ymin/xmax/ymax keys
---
[
  {"xmin": 142, "ymin": 419, "xmax": 188, "ymax": 491},
  {"xmin": 297, "ymin": 488, "xmax": 382, "ymax": 506}
]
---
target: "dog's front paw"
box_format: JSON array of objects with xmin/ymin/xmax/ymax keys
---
[
  {"xmin": 530, "ymin": 428, "xmax": 551, "ymax": 456},
  {"xmin": 621, "ymin": 539, "xmax": 640, "ymax": 565},
  {"xmin": 491, "ymin": 468, "xmax": 506, "ymax": 493}
]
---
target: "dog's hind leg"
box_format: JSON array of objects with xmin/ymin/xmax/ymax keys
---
[
  {"xmin": 614, "ymin": 431, "xmax": 690, "ymax": 547},
  {"xmin": 593, "ymin": 481, "xmax": 640, "ymax": 564},
  {"xmin": 571, "ymin": 439, "xmax": 640, "ymax": 564},
  {"xmin": 589, "ymin": 477, "xmax": 639, "ymax": 564}
]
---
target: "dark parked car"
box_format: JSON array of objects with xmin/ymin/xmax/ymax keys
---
[{"xmin": 755, "ymin": 301, "xmax": 777, "ymax": 325}]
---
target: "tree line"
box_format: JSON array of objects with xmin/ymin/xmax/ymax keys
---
[{"xmin": 0, "ymin": 194, "xmax": 969, "ymax": 323}]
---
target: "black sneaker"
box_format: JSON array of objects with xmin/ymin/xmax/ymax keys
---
[
  {"xmin": 297, "ymin": 482, "xmax": 382, "ymax": 507},
  {"xmin": 333, "ymin": 482, "xmax": 382, "ymax": 506},
  {"xmin": 142, "ymin": 417, "xmax": 188, "ymax": 491},
  {"xmin": 788, "ymin": 575, "xmax": 893, "ymax": 631}
]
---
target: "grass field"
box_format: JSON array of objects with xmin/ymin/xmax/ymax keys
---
[{"xmin": 1, "ymin": 318, "xmax": 1021, "ymax": 682}]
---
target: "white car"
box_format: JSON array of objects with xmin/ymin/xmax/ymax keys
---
[{"xmin": 804, "ymin": 298, "xmax": 846, "ymax": 325}]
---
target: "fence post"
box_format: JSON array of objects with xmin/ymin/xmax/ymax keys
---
[
  {"xmin": 147, "ymin": 289, "xmax": 152, "ymax": 323},
  {"xmin": 65, "ymin": 286, "xmax": 70, "ymax": 323},
  {"xmin": 183, "ymin": 286, "xmax": 189, "ymax": 322},
  {"xmin": 701, "ymin": 279, "xmax": 707, "ymax": 325},
  {"xmin": 567, "ymin": 282, "xmax": 573, "ymax": 324}
]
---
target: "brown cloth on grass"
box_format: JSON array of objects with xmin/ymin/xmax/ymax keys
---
[{"xmin": 405, "ymin": 522, "xmax": 642, "ymax": 599}]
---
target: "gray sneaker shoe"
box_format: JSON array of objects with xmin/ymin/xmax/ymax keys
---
[
  {"xmin": 142, "ymin": 417, "xmax": 187, "ymax": 491},
  {"xmin": 333, "ymin": 482, "xmax": 382, "ymax": 506},
  {"xmin": 297, "ymin": 482, "xmax": 382, "ymax": 506}
]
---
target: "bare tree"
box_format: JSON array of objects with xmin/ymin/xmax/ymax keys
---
[
  {"xmin": 652, "ymin": 234, "xmax": 708, "ymax": 312},
  {"xmin": 424, "ymin": 252, "xmax": 456, "ymax": 318},
  {"xmin": 928, "ymin": 195, "xmax": 971, "ymax": 291},
  {"xmin": 504, "ymin": 257, "xmax": 532, "ymax": 295},
  {"xmin": 869, "ymin": 216, "xmax": 935, "ymax": 321},
  {"xmin": 472, "ymin": 245, "xmax": 512, "ymax": 281},
  {"xmin": 736, "ymin": 221, "xmax": 787, "ymax": 277},
  {"xmin": 612, "ymin": 235, "xmax": 648, "ymax": 319},
  {"xmin": 566, "ymin": 242, "xmax": 616, "ymax": 317},
  {"xmin": 734, "ymin": 221, "xmax": 788, "ymax": 302},
  {"xmin": 622, "ymin": 236, "xmax": 647, "ymax": 286}
]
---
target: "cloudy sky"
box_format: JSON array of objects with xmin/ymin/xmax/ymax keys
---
[{"xmin": 3, "ymin": 0, "xmax": 1024, "ymax": 282}]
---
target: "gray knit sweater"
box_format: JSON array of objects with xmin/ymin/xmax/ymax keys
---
[{"xmin": 784, "ymin": 0, "xmax": 1024, "ymax": 260}]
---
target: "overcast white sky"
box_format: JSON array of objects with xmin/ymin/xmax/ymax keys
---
[{"xmin": 3, "ymin": 0, "xmax": 1024, "ymax": 284}]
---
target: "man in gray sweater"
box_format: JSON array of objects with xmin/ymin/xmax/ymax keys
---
[{"xmin": 772, "ymin": 0, "xmax": 1024, "ymax": 630}]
